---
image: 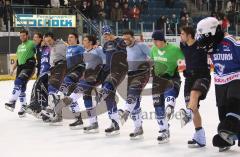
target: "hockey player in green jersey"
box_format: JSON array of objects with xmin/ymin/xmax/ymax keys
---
[{"xmin": 150, "ymin": 30, "xmax": 184, "ymax": 144}]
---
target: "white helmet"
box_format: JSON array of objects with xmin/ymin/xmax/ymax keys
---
[{"xmin": 197, "ymin": 17, "xmax": 219, "ymax": 36}]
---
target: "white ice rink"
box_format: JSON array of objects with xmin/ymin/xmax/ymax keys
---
[{"xmin": 0, "ymin": 76, "xmax": 239, "ymax": 157}]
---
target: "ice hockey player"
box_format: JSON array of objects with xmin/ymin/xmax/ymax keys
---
[
  {"xmin": 178, "ymin": 26, "xmax": 211, "ymax": 148},
  {"xmin": 51, "ymin": 35, "xmax": 105, "ymax": 133},
  {"xmin": 196, "ymin": 17, "xmax": 240, "ymax": 152},
  {"xmin": 42, "ymin": 32, "xmax": 67, "ymax": 121},
  {"xmin": 48, "ymin": 33, "xmax": 85, "ymax": 126},
  {"xmin": 5, "ymin": 30, "xmax": 36, "ymax": 118},
  {"xmin": 118, "ymin": 30, "xmax": 150, "ymax": 140},
  {"xmin": 26, "ymin": 33, "xmax": 51, "ymax": 117},
  {"xmin": 96, "ymin": 25, "xmax": 128, "ymax": 136},
  {"xmin": 150, "ymin": 30, "xmax": 184, "ymax": 143}
]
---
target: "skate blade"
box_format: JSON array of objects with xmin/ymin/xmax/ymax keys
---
[
  {"xmin": 69, "ymin": 125, "xmax": 84, "ymax": 130},
  {"xmin": 188, "ymin": 143, "xmax": 205, "ymax": 148},
  {"xmin": 158, "ymin": 139, "xmax": 169, "ymax": 144},
  {"xmin": 219, "ymin": 146, "xmax": 231, "ymax": 152},
  {"xmin": 18, "ymin": 114, "xmax": 26, "ymax": 118},
  {"xmin": 5, "ymin": 106, "xmax": 14, "ymax": 112},
  {"xmin": 130, "ymin": 135, "xmax": 144, "ymax": 140},
  {"xmin": 84, "ymin": 129, "xmax": 99, "ymax": 134},
  {"xmin": 105, "ymin": 130, "xmax": 120, "ymax": 136}
]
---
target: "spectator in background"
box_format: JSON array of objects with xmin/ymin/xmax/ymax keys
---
[
  {"xmin": 0, "ymin": 0, "xmax": 4, "ymax": 31},
  {"xmin": 80, "ymin": 0, "xmax": 91, "ymax": 18},
  {"xmin": 170, "ymin": 14, "xmax": 178, "ymax": 34},
  {"xmin": 180, "ymin": 16, "xmax": 187, "ymax": 27},
  {"xmin": 122, "ymin": 3, "xmax": 131, "ymax": 28},
  {"xmin": 129, "ymin": 0, "xmax": 139, "ymax": 8},
  {"xmin": 186, "ymin": 13, "xmax": 193, "ymax": 26},
  {"xmin": 3, "ymin": 0, "xmax": 13, "ymax": 31},
  {"xmin": 51, "ymin": 0, "xmax": 60, "ymax": 7},
  {"xmin": 111, "ymin": 2, "xmax": 122, "ymax": 21},
  {"xmin": 92, "ymin": 1, "xmax": 101, "ymax": 20},
  {"xmin": 131, "ymin": 5, "xmax": 140, "ymax": 20},
  {"xmin": 98, "ymin": 2, "xmax": 106, "ymax": 21},
  {"xmin": 221, "ymin": 15, "xmax": 230, "ymax": 31},
  {"xmin": 156, "ymin": 15, "xmax": 166, "ymax": 31},
  {"xmin": 180, "ymin": 7, "xmax": 188, "ymax": 19},
  {"xmin": 104, "ymin": 0, "xmax": 112, "ymax": 20},
  {"xmin": 226, "ymin": 0, "xmax": 233, "ymax": 12},
  {"xmin": 140, "ymin": 0, "xmax": 148, "ymax": 14}
]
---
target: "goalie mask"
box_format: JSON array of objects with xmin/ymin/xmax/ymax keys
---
[{"xmin": 196, "ymin": 17, "xmax": 224, "ymax": 50}]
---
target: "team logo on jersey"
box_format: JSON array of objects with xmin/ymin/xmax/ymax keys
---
[
  {"xmin": 215, "ymin": 63, "xmax": 225, "ymax": 76},
  {"xmin": 158, "ymin": 50, "xmax": 165, "ymax": 55},
  {"xmin": 223, "ymin": 45, "xmax": 230, "ymax": 52},
  {"xmin": 67, "ymin": 48, "xmax": 73, "ymax": 53}
]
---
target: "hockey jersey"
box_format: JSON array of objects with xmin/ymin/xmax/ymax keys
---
[
  {"xmin": 49, "ymin": 39, "xmax": 67, "ymax": 67},
  {"xmin": 40, "ymin": 45, "xmax": 51, "ymax": 76},
  {"xmin": 212, "ymin": 35, "xmax": 240, "ymax": 85},
  {"xmin": 84, "ymin": 47, "xmax": 105, "ymax": 70},
  {"xmin": 66, "ymin": 45, "xmax": 85, "ymax": 70},
  {"xmin": 127, "ymin": 41, "xmax": 150, "ymax": 71},
  {"xmin": 102, "ymin": 37, "xmax": 127, "ymax": 72}
]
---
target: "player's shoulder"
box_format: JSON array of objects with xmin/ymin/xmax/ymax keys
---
[
  {"xmin": 77, "ymin": 45, "xmax": 85, "ymax": 51},
  {"xmin": 150, "ymin": 45, "xmax": 158, "ymax": 52},
  {"xmin": 224, "ymin": 35, "xmax": 240, "ymax": 47},
  {"xmin": 116, "ymin": 37, "xmax": 127, "ymax": 49},
  {"xmin": 167, "ymin": 42, "xmax": 181, "ymax": 51},
  {"xmin": 135, "ymin": 41, "xmax": 148, "ymax": 48}
]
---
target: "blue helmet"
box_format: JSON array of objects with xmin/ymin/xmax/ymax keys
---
[{"xmin": 102, "ymin": 25, "xmax": 112, "ymax": 35}]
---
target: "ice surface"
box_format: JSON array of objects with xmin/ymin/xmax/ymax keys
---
[{"xmin": 0, "ymin": 75, "xmax": 239, "ymax": 157}]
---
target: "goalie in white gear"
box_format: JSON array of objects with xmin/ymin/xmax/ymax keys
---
[{"xmin": 196, "ymin": 17, "xmax": 240, "ymax": 152}]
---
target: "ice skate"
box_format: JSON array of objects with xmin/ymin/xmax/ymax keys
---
[
  {"xmin": 69, "ymin": 115, "xmax": 84, "ymax": 130},
  {"xmin": 188, "ymin": 128, "xmax": 206, "ymax": 148},
  {"xmin": 5, "ymin": 101, "xmax": 16, "ymax": 112},
  {"xmin": 129, "ymin": 126, "xmax": 144, "ymax": 140},
  {"xmin": 105, "ymin": 120, "xmax": 120, "ymax": 136},
  {"xmin": 18, "ymin": 104, "xmax": 27, "ymax": 118},
  {"xmin": 84, "ymin": 122, "xmax": 99, "ymax": 134},
  {"xmin": 157, "ymin": 129, "xmax": 170, "ymax": 144}
]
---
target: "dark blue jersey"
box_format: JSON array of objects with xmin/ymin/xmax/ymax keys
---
[
  {"xmin": 180, "ymin": 41, "xmax": 210, "ymax": 73},
  {"xmin": 40, "ymin": 46, "xmax": 51, "ymax": 76},
  {"xmin": 102, "ymin": 37, "xmax": 127, "ymax": 72},
  {"xmin": 212, "ymin": 35, "xmax": 240, "ymax": 85},
  {"xmin": 66, "ymin": 45, "xmax": 85, "ymax": 70}
]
